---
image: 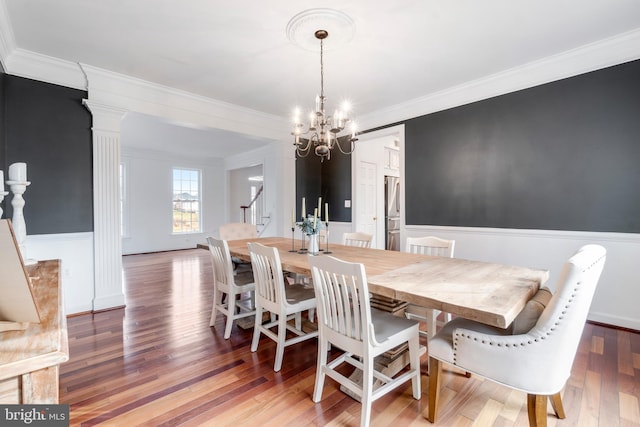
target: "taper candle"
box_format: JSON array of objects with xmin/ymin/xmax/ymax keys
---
[
  {"xmin": 291, "ymin": 208, "xmax": 295, "ymax": 228},
  {"xmin": 318, "ymin": 197, "xmax": 322, "ymax": 213},
  {"xmin": 301, "ymin": 197, "xmax": 306, "ymax": 219},
  {"xmin": 325, "ymin": 203, "xmax": 329, "ymax": 222},
  {"xmin": 8, "ymin": 162, "xmax": 27, "ymax": 182},
  {"xmin": 0, "ymin": 170, "xmax": 4, "ymax": 192},
  {"xmin": 313, "ymin": 208, "xmax": 317, "ymax": 229}
]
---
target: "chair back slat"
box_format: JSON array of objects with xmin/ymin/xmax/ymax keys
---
[
  {"xmin": 248, "ymin": 242, "xmax": 284, "ymax": 310},
  {"xmin": 406, "ymin": 236, "xmax": 455, "ymax": 258},
  {"xmin": 207, "ymin": 237, "xmax": 234, "ymax": 287},
  {"xmin": 342, "ymin": 232, "xmax": 373, "ymax": 248},
  {"xmin": 310, "ymin": 255, "xmax": 370, "ymax": 344}
]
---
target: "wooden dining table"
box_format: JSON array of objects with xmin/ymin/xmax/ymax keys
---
[{"xmin": 225, "ymin": 237, "xmax": 549, "ymax": 329}]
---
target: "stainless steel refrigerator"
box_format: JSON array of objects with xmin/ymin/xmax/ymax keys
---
[{"xmin": 385, "ymin": 176, "xmax": 400, "ymax": 251}]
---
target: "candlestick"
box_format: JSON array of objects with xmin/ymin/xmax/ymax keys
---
[
  {"xmin": 323, "ymin": 221, "xmax": 332, "ymax": 254},
  {"xmin": 7, "ymin": 179, "xmax": 36, "ymax": 265},
  {"xmin": 289, "ymin": 226, "xmax": 297, "ymax": 252}
]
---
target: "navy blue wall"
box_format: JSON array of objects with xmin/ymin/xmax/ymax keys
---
[
  {"xmin": 297, "ymin": 59, "xmax": 640, "ymax": 233},
  {"xmin": 404, "ymin": 59, "xmax": 640, "ymax": 232},
  {"xmin": 1, "ymin": 74, "xmax": 93, "ymax": 234}
]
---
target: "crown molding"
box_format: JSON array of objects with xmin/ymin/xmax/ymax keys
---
[
  {"xmin": 80, "ymin": 64, "xmax": 288, "ymax": 141},
  {"xmin": 0, "ymin": 0, "xmax": 16, "ymax": 72},
  {"xmin": 3, "ymin": 48, "xmax": 87, "ymax": 90},
  {"xmin": 359, "ymin": 28, "xmax": 640, "ymax": 131}
]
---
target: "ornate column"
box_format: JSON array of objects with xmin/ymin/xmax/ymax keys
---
[{"xmin": 83, "ymin": 100, "xmax": 127, "ymax": 311}]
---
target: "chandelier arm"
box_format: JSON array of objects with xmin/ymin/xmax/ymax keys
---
[{"xmin": 334, "ymin": 137, "xmax": 356, "ymax": 155}]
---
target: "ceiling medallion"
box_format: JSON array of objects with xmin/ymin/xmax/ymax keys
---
[{"xmin": 286, "ymin": 8, "xmax": 355, "ymax": 52}]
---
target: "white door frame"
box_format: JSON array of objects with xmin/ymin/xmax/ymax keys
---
[{"xmin": 352, "ymin": 124, "xmax": 405, "ymax": 249}]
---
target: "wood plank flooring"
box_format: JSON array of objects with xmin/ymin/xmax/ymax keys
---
[{"xmin": 59, "ymin": 249, "xmax": 640, "ymax": 426}]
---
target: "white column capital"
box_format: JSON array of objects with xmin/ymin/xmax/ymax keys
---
[{"xmin": 83, "ymin": 100, "xmax": 128, "ymax": 133}]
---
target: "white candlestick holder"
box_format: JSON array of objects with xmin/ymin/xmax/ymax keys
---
[{"xmin": 6, "ymin": 180, "xmax": 36, "ymax": 265}]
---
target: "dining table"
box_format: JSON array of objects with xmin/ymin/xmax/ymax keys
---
[{"xmin": 225, "ymin": 236, "xmax": 549, "ymax": 329}]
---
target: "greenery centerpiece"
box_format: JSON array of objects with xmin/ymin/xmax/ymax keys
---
[
  {"xmin": 296, "ymin": 214, "xmax": 324, "ymax": 255},
  {"xmin": 296, "ymin": 214, "xmax": 324, "ymax": 236}
]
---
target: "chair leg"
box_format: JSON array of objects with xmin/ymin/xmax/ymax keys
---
[
  {"xmin": 527, "ymin": 394, "xmax": 548, "ymax": 427},
  {"xmin": 427, "ymin": 357, "xmax": 441, "ymax": 423},
  {"xmin": 222, "ymin": 292, "xmax": 234, "ymax": 339},
  {"xmin": 549, "ymin": 392, "xmax": 566, "ymax": 419},
  {"xmin": 274, "ymin": 314, "xmax": 288, "ymax": 372},
  {"xmin": 408, "ymin": 332, "xmax": 421, "ymax": 400},
  {"xmin": 360, "ymin": 355, "xmax": 374, "ymax": 427},
  {"xmin": 250, "ymin": 306, "xmax": 263, "ymax": 352},
  {"xmin": 209, "ymin": 290, "xmax": 218, "ymax": 327},
  {"xmin": 313, "ymin": 338, "xmax": 328, "ymax": 402}
]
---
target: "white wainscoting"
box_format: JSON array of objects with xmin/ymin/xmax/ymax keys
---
[
  {"xmin": 25, "ymin": 232, "xmax": 95, "ymax": 315},
  {"xmin": 404, "ymin": 225, "xmax": 640, "ymax": 331}
]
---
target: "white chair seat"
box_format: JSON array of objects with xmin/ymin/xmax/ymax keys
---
[
  {"xmin": 429, "ymin": 317, "xmax": 511, "ymax": 366},
  {"xmin": 284, "ymin": 283, "xmax": 316, "ymax": 306},
  {"xmin": 371, "ymin": 308, "xmax": 420, "ymax": 344}
]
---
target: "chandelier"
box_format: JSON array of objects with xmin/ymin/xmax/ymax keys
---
[{"xmin": 292, "ymin": 30, "xmax": 357, "ymax": 162}]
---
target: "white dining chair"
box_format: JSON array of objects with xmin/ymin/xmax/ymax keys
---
[
  {"xmin": 248, "ymin": 242, "xmax": 318, "ymax": 372},
  {"xmin": 219, "ymin": 222, "xmax": 257, "ymax": 273},
  {"xmin": 342, "ymin": 231, "xmax": 373, "ymax": 248},
  {"xmin": 404, "ymin": 236, "xmax": 456, "ymax": 340},
  {"xmin": 427, "ymin": 244, "xmax": 606, "ymax": 427},
  {"xmin": 207, "ymin": 237, "xmax": 256, "ymax": 339},
  {"xmin": 308, "ymin": 254, "xmax": 421, "ymax": 427}
]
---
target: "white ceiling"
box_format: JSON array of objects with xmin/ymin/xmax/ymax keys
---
[{"xmin": 3, "ymin": 0, "xmax": 640, "ymax": 157}]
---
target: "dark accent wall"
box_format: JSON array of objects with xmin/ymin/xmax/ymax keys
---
[
  {"xmin": 295, "ymin": 148, "xmax": 351, "ymax": 222},
  {"xmin": 297, "ymin": 59, "xmax": 640, "ymax": 233},
  {"xmin": 1, "ymin": 73, "xmax": 93, "ymax": 234},
  {"xmin": 405, "ymin": 59, "xmax": 640, "ymax": 233}
]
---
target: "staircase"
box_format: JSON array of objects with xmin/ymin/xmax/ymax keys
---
[{"xmin": 240, "ymin": 184, "xmax": 270, "ymax": 235}]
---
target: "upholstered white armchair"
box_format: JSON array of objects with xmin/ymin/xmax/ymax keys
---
[{"xmin": 427, "ymin": 244, "xmax": 606, "ymax": 427}]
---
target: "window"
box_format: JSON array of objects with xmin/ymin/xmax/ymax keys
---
[{"xmin": 172, "ymin": 168, "xmax": 201, "ymax": 233}]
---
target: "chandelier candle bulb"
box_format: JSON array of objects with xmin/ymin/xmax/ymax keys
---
[{"xmin": 9, "ymin": 162, "xmax": 27, "ymax": 182}]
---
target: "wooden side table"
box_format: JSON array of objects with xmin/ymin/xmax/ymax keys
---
[{"xmin": 0, "ymin": 260, "xmax": 69, "ymax": 403}]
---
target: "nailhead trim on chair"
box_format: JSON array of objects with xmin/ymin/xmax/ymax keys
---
[{"xmin": 451, "ymin": 253, "xmax": 605, "ymax": 367}]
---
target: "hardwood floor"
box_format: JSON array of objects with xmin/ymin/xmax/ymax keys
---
[{"xmin": 60, "ymin": 249, "xmax": 640, "ymax": 426}]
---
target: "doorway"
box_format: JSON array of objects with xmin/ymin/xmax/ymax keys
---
[
  {"xmin": 228, "ymin": 164, "xmax": 264, "ymax": 227},
  {"xmin": 352, "ymin": 125, "xmax": 405, "ymax": 249}
]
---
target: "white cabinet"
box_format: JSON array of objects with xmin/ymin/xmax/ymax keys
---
[{"xmin": 384, "ymin": 146, "xmax": 400, "ymax": 173}]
